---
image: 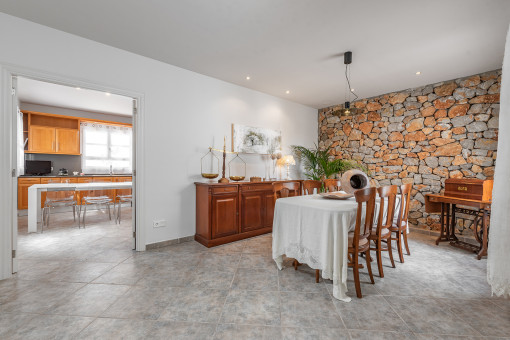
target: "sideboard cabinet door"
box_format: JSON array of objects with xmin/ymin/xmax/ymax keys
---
[
  {"xmin": 211, "ymin": 193, "xmax": 239, "ymax": 239},
  {"xmin": 241, "ymin": 192, "xmax": 264, "ymax": 232}
]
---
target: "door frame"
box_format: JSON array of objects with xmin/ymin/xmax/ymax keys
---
[{"xmin": 0, "ymin": 63, "xmax": 146, "ymax": 280}]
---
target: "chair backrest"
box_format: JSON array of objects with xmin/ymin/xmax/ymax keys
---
[
  {"xmin": 273, "ymin": 182, "xmax": 300, "ymax": 201},
  {"xmin": 323, "ymin": 178, "xmax": 341, "ymax": 192},
  {"xmin": 83, "ymin": 181, "xmax": 112, "ymax": 200},
  {"xmin": 396, "ymin": 183, "xmax": 412, "ymax": 227},
  {"xmin": 351, "ymin": 187, "xmax": 377, "ymax": 250},
  {"xmin": 376, "ymin": 185, "xmax": 398, "ymax": 236},
  {"xmin": 46, "ymin": 178, "xmax": 74, "ymax": 202},
  {"xmin": 302, "ymin": 180, "xmax": 322, "ymax": 195}
]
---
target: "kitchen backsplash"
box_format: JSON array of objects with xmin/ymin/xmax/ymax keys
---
[{"xmin": 24, "ymin": 153, "xmax": 82, "ymax": 175}]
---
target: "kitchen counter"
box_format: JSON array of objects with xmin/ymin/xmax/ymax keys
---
[{"xmin": 19, "ymin": 174, "xmax": 132, "ymax": 178}]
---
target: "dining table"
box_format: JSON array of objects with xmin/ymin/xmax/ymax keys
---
[
  {"xmin": 272, "ymin": 192, "xmax": 400, "ymax": 302},
  {"xmin": 27, "ymin": 181, "xmax": 132, "ymax": 233}
]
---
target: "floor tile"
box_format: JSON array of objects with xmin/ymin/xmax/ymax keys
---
[
  {"xmin": 92, "ymin": 263, "xmax": 149, "ymax": 285},
  {"xmin": 101, "ymin": 286, "xmax": 170, "ymax": 320},
  {"xmin": 334, "ymin": 295, "xmax": 409, "ymax": 332},
  {"xmin": 282, "ymin": 326, "xmax": 350, "ymax": 340},
  {"xmin": 349, "ymin": 330, "xmax": 417, "ymax": 340},
  {"xmin": 238, "ymin": 253, "xmax": 278, "ymax": 270},
  {"xmin": 158, "ymin": 287, "xmax": 228, "ymax": 322},
  {"xmin": 232, "ymin": 268, "xmax": 279, "ymax": 291},
  {"xmin": 279, "ymin": 266, "xmax": 329, "ymax": 293},
  {"xmin": 214, "ymin": 324, "xmax": 282, "ymax": 340},
  {"xmin": 280, "ymin": 291, "xmax": 343, "ymax": 328},
  {"xmin": 191, "ymin": 266, "xmax": 236, "ymax": 289},
  {"xmin": 220, "ymin": 290, "xmax": 281, "ymax": 326},
  {"xmin": 3, "ymin": 314, "xmax": 93, "ymax": 340},
  {"xmin": 46, "ymin": 283, "xmax": 130, "ymax": 317},
  {"xmin": 76, "ymin": 317, "xmax": 155, "ymax": 339},
  {"xmin": 147, "ymin": 321, "xmax": 216, "ymax": 340}
]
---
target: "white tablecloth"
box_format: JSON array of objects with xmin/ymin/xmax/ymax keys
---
[{"xmin": 272, "ymin": 193, "xmax": 400, "ymax": 302}]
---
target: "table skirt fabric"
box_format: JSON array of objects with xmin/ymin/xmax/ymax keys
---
[{"xmin": 272, "ymin": 193, "xmax": 400, "ymax": 302}]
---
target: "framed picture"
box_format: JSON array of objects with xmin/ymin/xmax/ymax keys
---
[{"xmin": 232, "ymin": 124, "xmax": 282, "ymax": 154}]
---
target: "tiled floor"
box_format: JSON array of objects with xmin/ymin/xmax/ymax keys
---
[{"xmin": 1, "ymin": 209, "xmax": 509, "ymax": 339}]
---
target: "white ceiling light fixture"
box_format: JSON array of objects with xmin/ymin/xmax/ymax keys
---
[
  {"xmin": 105, "ymin": 92, "xmax": 111, "ymax": 96},
  {"xmin": 246, "ymin": 76, "xmax": 250, "ymax": 80},
  {"xmin": 286, "ymin": 90, "xmax": 290, "ymax": 94},
  {"xmin": 416, "ymin": 71, "xmax": 421, "ymax": 75}
]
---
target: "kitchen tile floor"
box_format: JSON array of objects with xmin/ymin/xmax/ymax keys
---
[{"xmin": 1, "ymin": 210, "xmax": 508, "ymax": 339}]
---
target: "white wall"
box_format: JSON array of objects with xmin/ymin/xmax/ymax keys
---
[{"xmin": 0, "ymin": 13, "xmax": 317, "ymax": 246}]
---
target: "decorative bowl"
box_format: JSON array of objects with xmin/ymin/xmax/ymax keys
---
[
  {"xmin": 202, "ymin": 173, "xmax": 219, "ymax": 179},
  {"xmin": 229, "ymin": 176, "xmax": 245, "ymax": 181}
]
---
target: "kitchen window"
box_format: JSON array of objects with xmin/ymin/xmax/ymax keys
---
[{"xmin": 81, "ymin": 122, "xmax": 132, "ymax": 174}]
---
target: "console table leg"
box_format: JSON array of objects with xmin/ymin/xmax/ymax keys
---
[
  {"xmin": 477, "ymin": 209, "xmax": 489, "ymax": 260},
  {"xmin": 436, "ymin": 203, "xmax": 446, "ymax": 245}
]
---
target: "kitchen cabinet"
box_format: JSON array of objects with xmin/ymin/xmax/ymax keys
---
[
  {"xmin": 18, "ymin": 178, "xmax": 40, "ymax": 210},
  {"xmin": 195, "ymin": 180, "xmax": 302, "ymax": 247},
  {"xmin": 29, "ymin": 126, "xmax": 56, "ymax": 153},
  {"xmin": 55, "ymin": 128, "xmax": 80, "ymax": 154},
  {"xmin": 115, "ymin": 176, "xmax": 133, "ymax": 197}
]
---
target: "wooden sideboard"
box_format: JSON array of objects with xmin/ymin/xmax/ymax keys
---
[{"xmin": 195, "ymin": 180, "xmax": 302, "ymax": 247}]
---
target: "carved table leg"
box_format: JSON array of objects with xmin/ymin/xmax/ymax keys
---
[{"xmin": 450, "ymin": 204, "xmax": 458, "ymax": 242}]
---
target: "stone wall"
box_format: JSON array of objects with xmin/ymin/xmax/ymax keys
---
[{"xmin": 318, "ymin": 70, "xmax": 501, "ymax": 233}]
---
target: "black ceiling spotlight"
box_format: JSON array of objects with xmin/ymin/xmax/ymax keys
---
[{"xmin": 332, "ymin": 50, "xmax": 359, "ymax": 117}]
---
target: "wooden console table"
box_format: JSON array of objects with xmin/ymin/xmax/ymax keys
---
[
  {"xmin": 195, "ymin": 180, "xmax": 302, "ymax": 247},
  {"xmin": 425, "ymin": 194, "xmax": 491, "ymax": 260}
]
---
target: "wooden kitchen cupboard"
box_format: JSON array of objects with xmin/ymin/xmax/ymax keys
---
[
  {"xmin": 195, "ymin": 181, "xmax": 301, "ymax": 247},
  {"xmin": 18, "ymin": 178, "xmax": 40, "ymax": 210},
  {"xmin": 25, "ymin": 111, "xmax": 81, "ymax": 155}
]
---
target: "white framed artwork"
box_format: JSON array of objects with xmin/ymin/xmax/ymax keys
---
[{"xmin": 232, "ymin": 124, "xmax": 282, "ymax": 155}]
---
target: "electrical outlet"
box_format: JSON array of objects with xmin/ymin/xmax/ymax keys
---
[{"xmin": 153, "ymin": 219, "xmax": 166, "ymax": 228}]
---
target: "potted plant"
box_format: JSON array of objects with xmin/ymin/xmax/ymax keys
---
[{"xmin": 291, "ymin": 144, "xmax": 369, "ymax": 181}]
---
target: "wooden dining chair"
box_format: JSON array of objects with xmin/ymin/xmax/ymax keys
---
[
  {"xmin": 348, "ymin": 187, "xmax": 376, "ymax": 298},
  {"xmin": 302, "ymin": 180, "xmax": 322, "ymax": 195},
  {"xmin": 323, "ymin": 178, "xmax": 341, "ymax": 192},
  {"xmin": 272, "ymin": 181, "xmax": 301, "ymax": 201},
  {"xmin": 369, "ymin": 185, "xmax": 397, "ymax": 278},
  {"xmin": 390, "ymin": 183, "xmax": 412, "ymax": 263}
]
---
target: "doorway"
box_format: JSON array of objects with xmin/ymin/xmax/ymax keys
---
[{"xmin": 1, "ymin": 69, "xmax": 145, "ymax": 280}]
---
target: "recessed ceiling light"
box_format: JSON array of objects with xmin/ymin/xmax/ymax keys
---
[
  {"xmin": 416, "ymin": 71, "xmax": 421, "ymax": 75},
  {"xmin": 286, "ymin": 90, "xmax": 290, "ymax": 94},
  {"xmin": 246, "ymin": 76, "xmax": 250, "ymax": 80},
  {"xmin": 75, "ymin": 87, "xmax": 81, "ymax": 90},
  {"xmin": 105, "ymin": 92, "xmax": 111, "ymax": 96},
  {"xmin": 350, "ymin": 88, "xmax": 355, "ymax": 92}
]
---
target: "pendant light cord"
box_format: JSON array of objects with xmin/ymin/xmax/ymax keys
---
[{"xmin": 345, "ymin": 64, "xmax": 358, "ymax": 101}]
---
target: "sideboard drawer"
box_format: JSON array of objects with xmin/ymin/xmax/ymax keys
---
[
  {"xmin": 241, "ymin": 184, "xmax": 272, "ymax": 192},
  {"xmin": 212, "ymin": 186, "xmax": 238, "ymax": 194}
]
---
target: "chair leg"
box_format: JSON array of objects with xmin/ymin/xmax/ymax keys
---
[
  {"xmin": 315, "ymin": 269, "xmax": 320, "ymax": 283},
  {"xmin": 118, "ymin": 203, "xmax": 122, "ymax": 224},
  {"xmin": 72, "ymin": 205, "xmax": 76, "ymax": 221},
  {"xmin": 376, "ymin": 240, "xmax": 384, "ymax": 278},
  {"xmin": 403, "ymin": 230, "xmax": 411, "ymax": 255},
  {"xmin": 365, "ymin": 249, "xmax": 375, "ymax": 284},
  {"xmin": 387, "ymin": 238, "xmax": 396, "ymax": 268},
  {"xmin": 293, "ymin": 259, "xmax": 298, "ymax": 270},
  {"xmin": 107, "ymin": 203, "xmax": 111, "ymax": 220},
  {"xmin": 83, "ymin": 204, "xmax": 87, "ymax": 228},
  {"xmin": 353, "ymin": 253, "xmax": 362, "ymax": 298},
  {"xmin": 396, "ymin": 232, "xmax": 404, "ymax": 263}
]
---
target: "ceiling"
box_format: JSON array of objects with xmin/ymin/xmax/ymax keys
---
[
  {"xmin": 2, "ymin": 1, "xmax": 510, "ymax": 109},
  {"xmin": 17, "ymin": 77, "xmax": 133, "ymax": 116}
]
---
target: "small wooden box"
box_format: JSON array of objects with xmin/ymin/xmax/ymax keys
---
[{"xmin": 444, "ymin": 178, "xmax": 493, "ymax": 202}]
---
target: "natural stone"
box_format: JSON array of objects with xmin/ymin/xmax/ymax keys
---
[
  {"xmin": 469, "ymin": 94, "xmax": 499, "ymax": 104},
  {"xmin": 425, "ymin": 157, "xmax": 439, "ymax": 168},
  {"xmin": 459, "ymin": 75, "xmax": 481, "ymax": 87},
  {"xmin": 359, "ymin": 122, "xmax": 373, "ymax": 135},
  {"xmin": 388, "ymin": 131, "xmax": 404, "ymax": 142},
  {"xmin": 433, "ymin": 142, "xmax": 462, "ymax": 156},
  {"xmin": 466, "ymin": 121, "xmax": 487, "ymax": 132},
  {"xmin": 421, "ymin": 106, "xmax": 436, "ymax": 117},
  {"xmin": 488, "ymin": 117, "xmax": 499, "ymax": 129},
  {"xmin": 434, "ymin": 82, "xmax": 457, "ymax": 96},
  {"xmin": 453, "ymin": 87, "xmax": 475, "ymax": 100},
  {"xmin": 451, "ymin": 115, "xmax": 474, "ymax": 127},
  {"xmin": 452, "ymin": 155, "xmax": 467, "ymax": 166},
  {"xmin": 366, "ymin": 102, "xmax": 382, "ymax": 111},
  {"xmin": 433, "ymin": 97, "xmax": 455, "ymax": 109},
  {"xmin": 406, "ymin": 118, "xmax": 424, "ymax": 132},
  {"xmin": 388, "ymin": 93, "xmax": 409, "ymax": 105},
  {"xmin": 430, "ymin": 138, "xmax": 455, "ymax": 147},
  {"xmin": 474, "ymin": 139, "xmax": 497, "ymax": 150},
  {"xmin": 367, "ymin": 112, "xmax": 381, "ymax": 121},
  {"xmin": 451, "ymin": 127, "xmax": 466, "ymax": 135},
  {"xmin": 448, "ymin": 104, "xmax": 469, "ymax": 118},
  {"xmin": 404, "ymin": 131, "xmax": 427, "ymax": 142}
]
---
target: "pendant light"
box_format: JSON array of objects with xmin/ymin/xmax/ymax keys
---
[{"xmin": 333, "ymin": 51, "xmax": 359, "ymax": 116}]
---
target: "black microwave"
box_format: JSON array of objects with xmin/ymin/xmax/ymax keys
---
[{"xmin": 25, "ymin": 160, "xmax": 52, "ymax": 175}]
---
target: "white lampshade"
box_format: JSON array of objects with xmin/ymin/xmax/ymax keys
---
[{"xmin": 281, "ymin": 155, "xmax": 296, "ymax": 166}]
